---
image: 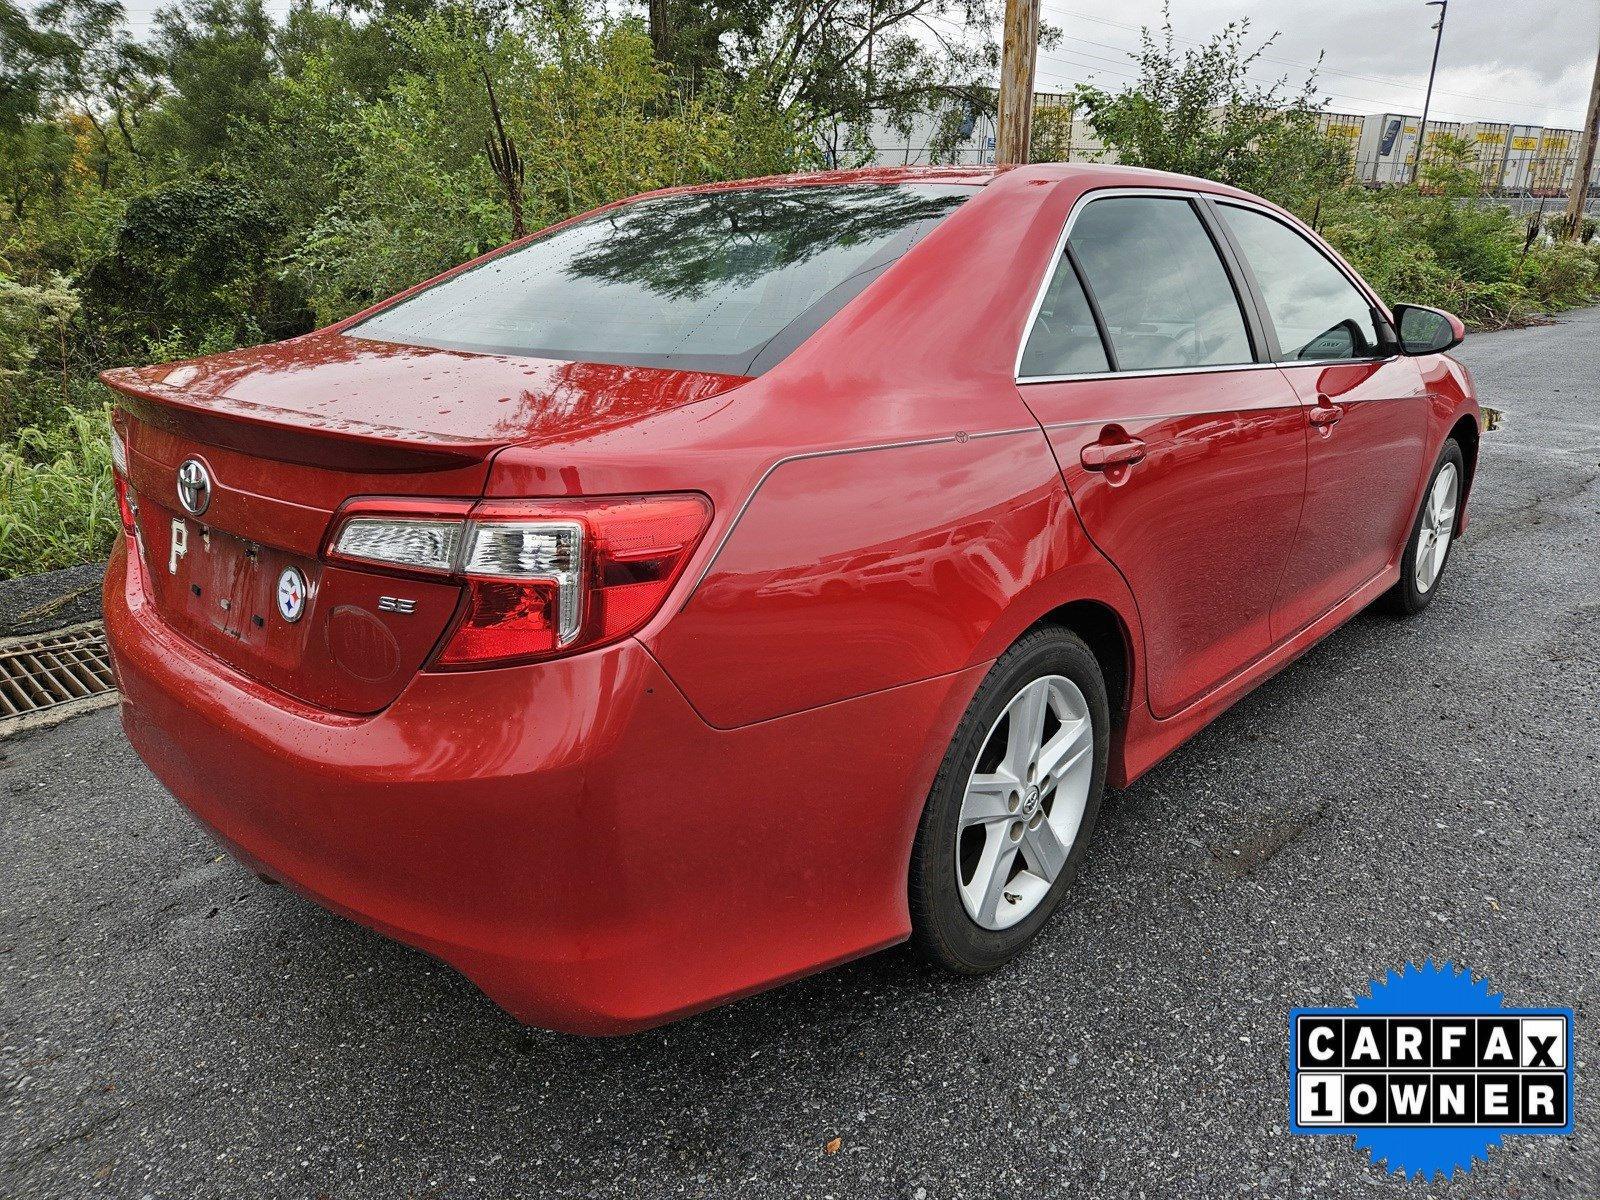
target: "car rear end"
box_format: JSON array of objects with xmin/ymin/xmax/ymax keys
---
[
  {"xmin": 101, "ymin": 174, "xmax": 984, "ymax": 1032},
  {"xmin": 104, "ymin": 362, "xmax": 725, "ymax": 1032}
]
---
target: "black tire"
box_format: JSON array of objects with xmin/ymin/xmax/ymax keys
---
[
  {"xmin": 909, "ymin": 625, "xmax": 1109, "ymax": 974},
  {"xmin": 1383, "ymin": 439, "xmax": 1466, "ymax": 616}
]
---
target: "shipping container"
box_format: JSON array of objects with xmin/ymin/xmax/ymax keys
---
[
  {"xmin": 1462, "ymin": 122, "xmax": 1512, "ymax": 186},
  {"xmin": 1419, "ymin": 120, "xmax": 1465, "ymax": 154},
  {"xmin": 1417, "ymin": 120, "xmax": 1466, "ymax": 178},
  {"xmin": 1529, "ymin": 127, "xmax": 1577, "ymax": 194},
  {"xmin": 1315, "ymin": 111, "xmax": 1367, "ymax": 143},
  {"xmin": 1356, "ymin": 113, "xmax": 1422, "ymax": 184},
  {"xmin": 1501, "ymin": 125, "xmax": 1543, "ymax": 192}
]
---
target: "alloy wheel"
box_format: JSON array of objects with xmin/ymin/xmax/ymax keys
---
[
  {"xmin": 955, "ymin": 675, "xmax": 1095, "ymax": 930},
  {"xmin": 1414, "ymin": 461, "xmax": 1459, "ymax": 594}
]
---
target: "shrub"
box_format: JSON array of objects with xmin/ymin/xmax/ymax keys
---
[
  {"xmin": 0, "ymin": 404, "xmax": 117, "ymax": 579},
  {"xmin": 1522, "ymin": 242, "xmax": 1600, "ymax": 310},
  {"xmin": 0, "ymin": 273, "xmax": 80, "ymax": 436},
  {"xmin": 78, "ymin": 175, "xmax": 316, "ymax": 361}
]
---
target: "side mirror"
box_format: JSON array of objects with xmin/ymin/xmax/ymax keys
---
[{"xmin": 1392, "ymin": 303, "xmax": 1465, "ymax": 355}]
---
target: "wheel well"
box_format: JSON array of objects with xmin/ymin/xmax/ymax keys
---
[
  {"xmin": 1033, "ymin": 601, "xmax": 1131, "ymax": 727},
  {"xmin": 1450, "ymin": 414, "xmax": 1479, "ymax": 491}
]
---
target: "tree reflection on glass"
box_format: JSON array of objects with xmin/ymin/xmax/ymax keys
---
[
  {"xmin": 563, "ymin": 185, "xmax": 970, "ymax": 301},
  {"xmin": 350, "ymin": 184, "xmax": 973, "ymax": 375}
]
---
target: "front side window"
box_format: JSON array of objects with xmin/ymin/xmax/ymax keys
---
[
  {"xmin": 350, "ymin": 184, "xmax": 974, "ymax": 375},
  {"xmin": 1066, "ymin": 197, "xmax": 1254, "ymax": 371},
  {"xmin": 1219, "ymin": 204, "xmax": 1383, "ymax": 361}
]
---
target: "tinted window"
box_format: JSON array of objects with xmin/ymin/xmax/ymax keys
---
[
  {"xmin": 1019, "ymin": 252, "xmax": 1110, "ymax": 377},
  {"xmin": 1219, "ymin": 204, "xmax": 1382, "ymax": 361},
  {"xmin": 350, "ymin": 184, "xmax": 973, "ymax": 375},
  {"xmin": 1068, "ymin": 197, "xmax": 1253, "ymax": 371}
]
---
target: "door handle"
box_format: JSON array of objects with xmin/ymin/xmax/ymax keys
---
[
  {"xmin": 1308, "ymin": 397, "xmax": 1344, "ymax": 428},
  {"xmin": 1081, "ymin": 434, "xmax": 1147, "ymax": 471}
]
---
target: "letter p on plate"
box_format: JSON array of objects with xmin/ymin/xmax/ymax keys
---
[{"xmin": 169, "ymin": 518, "xmax": 188, "ymax": 574}]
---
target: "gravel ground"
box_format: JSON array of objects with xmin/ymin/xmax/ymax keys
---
[
  {"xmin": 0, "ymin": 562, "xmax": 106, "ymax": 638},
  {"xmin": 4, "ymin": 308, "xmax": 1598, "ymax": 1199}
]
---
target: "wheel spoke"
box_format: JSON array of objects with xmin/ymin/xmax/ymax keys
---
[
  {"xmin": 962, "ymin": 772, "xmax": 1018, "ymax": 825},
  {"xmin": 971, "ymin": 832, "xmax": 1021, "ymax": 926},
  {"xmin": 1021, "ymin": 819, "xmax": 1068, "ymax": 882},
  {"xmin": 1002, "ymin": 681, "xmax": 1050, "ymax": 781},
  {"xmin": 1035, "ymin": 715, "xmax": 1093, "ymax": 794}
]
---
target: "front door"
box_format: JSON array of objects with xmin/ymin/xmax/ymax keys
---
[
  {"xmin": 1209, "ymin": 201, "xmax": 1430, "ymax": 636},
  {"xmin": 1016, "ymin": 192, "xmax": 1309, "ymax": 718}
]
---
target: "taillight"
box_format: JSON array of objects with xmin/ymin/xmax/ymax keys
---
[
  {"xmin": 109, "ymin": 420, "xmax": 136, "ymax": 534},
  {"xmin": 328, "ymin": 493, "xmax": 712, "ymax": 668}
]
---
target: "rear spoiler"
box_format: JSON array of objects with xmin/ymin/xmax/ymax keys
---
[{"xmin": 100, "ymin": 368, "xmax": 496, "ymax": 473}]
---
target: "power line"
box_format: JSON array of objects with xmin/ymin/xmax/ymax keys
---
[
  {"xmin": 1035, "ymin": 43, "xmax": 1484, "ymax": 122},
  {"xmin": 933, "ymin": 1, "xmax": 1584, "ymax": 124},
  {"xmin": 1053, "ymin": 29, "xmax": 1508, "ymax": 113},
  {"xmin": 1042, "ymin": 3, "xmax": 1590, "ymax": 120}
]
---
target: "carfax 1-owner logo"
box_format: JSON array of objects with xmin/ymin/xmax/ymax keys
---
[{"xmin": 1289, "ymin": 961, "xmax": 1575, "ymax": 1180}]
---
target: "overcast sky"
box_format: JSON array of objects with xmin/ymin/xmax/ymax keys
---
[
  {"xmin": 1030, "ymin": 0, "xmax": 1598, "ymax": 130},
  {"xmin": 111, "ymin": 0, "xmax": 1599, "ymax": 131}
]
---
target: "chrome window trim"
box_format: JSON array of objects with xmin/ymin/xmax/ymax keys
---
[
  {"xmin": 1014, "ymin": 187, "xmax": 1393, "ymax": 384},
  {"xmin": 1018, "ymin": 355, "xmax": 1399, "ymax": 385},
  {"xmin": 1019, "ymin": 361, "xmax": 1282, "ymax": 385}
]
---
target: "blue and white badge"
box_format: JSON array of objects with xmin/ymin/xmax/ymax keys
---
[
  {"xmin": 1289, "ymin": 961, "xmax": 1574, "ymax": 1180},
  {"xmin": 276, "ymin": 566, "xmax": 308, "ymax": 623}
]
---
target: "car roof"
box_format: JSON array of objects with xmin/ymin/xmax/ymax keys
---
[{"xmin": 649, "ymin": 162, "xmax": 1269, "ymax": 205}]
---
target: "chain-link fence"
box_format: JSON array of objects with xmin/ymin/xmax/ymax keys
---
[{"xmin": 1346, "ymin": 155, "xmax": 1600, "ymax": 218}]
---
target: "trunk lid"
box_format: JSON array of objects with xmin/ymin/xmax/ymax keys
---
[{"xmin": 105, "ymin": 332, "xmax": 746, "ymax": 714}]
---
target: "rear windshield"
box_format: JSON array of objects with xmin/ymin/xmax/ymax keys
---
[{"xmin": 347, "ymin": 184, "xmax": 974, "ymax": 376}]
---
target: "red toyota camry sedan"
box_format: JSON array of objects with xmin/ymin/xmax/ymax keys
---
[{"xmin": 102, "ymin": 164, "xmax": 1480, "ymax": 1034}]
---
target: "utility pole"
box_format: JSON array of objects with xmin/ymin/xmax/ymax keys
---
[
  {"xmin": 995, "ymin": 0, "xmax": 1041, "ymax": 166},
  {"xmin": 1414, "ymin": 0, "xmax": 1448, "ymax": 184},
  {"xmin": 1565, "ymin": 34, "xmax": 1600, "ymax": 238}
]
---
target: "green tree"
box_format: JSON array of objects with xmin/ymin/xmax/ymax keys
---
[
  {"xmin": 288, "ymin": 9, "xmax": 807, "ymax": 322},
  {"xmin": 1072, "ymin": 2, "xmax": 1347, "ymax": 211},
  {"xmin": 79, "ymin": 174, "xmax": 312, "ymax": 357},
  {"xmin": 144, "ymin": 0, "xmax": 276, "ymax": 164},
  {"xmin": 1, "ymin": 0, "xmax": 57, "ymax": 130},
  {"xmin": 637, "ymin": 0, "xmax": 1009, "ymax": 167}
]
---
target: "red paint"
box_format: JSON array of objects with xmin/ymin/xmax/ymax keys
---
[
  {"xmin": 1272, "ymin": 358, "xmax": 1430, "ymax": 634},
  {"xmin": 1027, "ymin": 368, "xmax": 1308, "ymax": 718},
  {"xmin": 101, "ymin": 164, "xmax": 1480, "ymax": 1033}
]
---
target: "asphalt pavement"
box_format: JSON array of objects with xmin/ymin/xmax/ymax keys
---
[{"xmin": 4, "ymin": 307, "xmax": 1599, "ymax": 1199}]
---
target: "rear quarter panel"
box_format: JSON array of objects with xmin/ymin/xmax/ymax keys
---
[{"xmin": 649, "ymin": 430, "xmax": 1131, "ymax": 727}]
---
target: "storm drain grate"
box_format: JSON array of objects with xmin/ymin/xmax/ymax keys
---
[{"xmin": 0, "ymin": 621, "xmax": 117, "ymax": 732}]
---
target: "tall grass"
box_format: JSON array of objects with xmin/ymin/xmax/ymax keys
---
[{"xmin": 0, "ymin": 406, "xmax": 118, "ymax": 579}]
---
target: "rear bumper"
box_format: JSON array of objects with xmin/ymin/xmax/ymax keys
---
[{"xmin": 104, "ymin": 539, "xmax": 979, "ymax": 1033}]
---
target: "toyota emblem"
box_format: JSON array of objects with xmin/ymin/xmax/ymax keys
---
[{"xmin": 176, "ymin": 458, "xmax": 211, "ymax": 516}]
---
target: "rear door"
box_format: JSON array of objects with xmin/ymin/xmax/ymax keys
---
[
  {"xmin": 1210, "ymin": 201, "xmax": 1429, "ymax": 637},
  {"xmin": 1016, "ymin": 190, "xmax": 1309, "ymax": 719}
]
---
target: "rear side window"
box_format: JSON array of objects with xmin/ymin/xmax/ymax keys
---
[
  {"xmin": 1067, "ymin": 197, "xmax": 1254, "ymax": 371},
  {"xmin": 349, "ymin": 184, "xmax": 973, "ymax": 375},
  {"xmin": 1219, "ymin": 204, "xmax": 1383, "ymax": 361},
  {"xmin": 1019, "ymin": 252, "xmax": 1110, "ymax": 377}
]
